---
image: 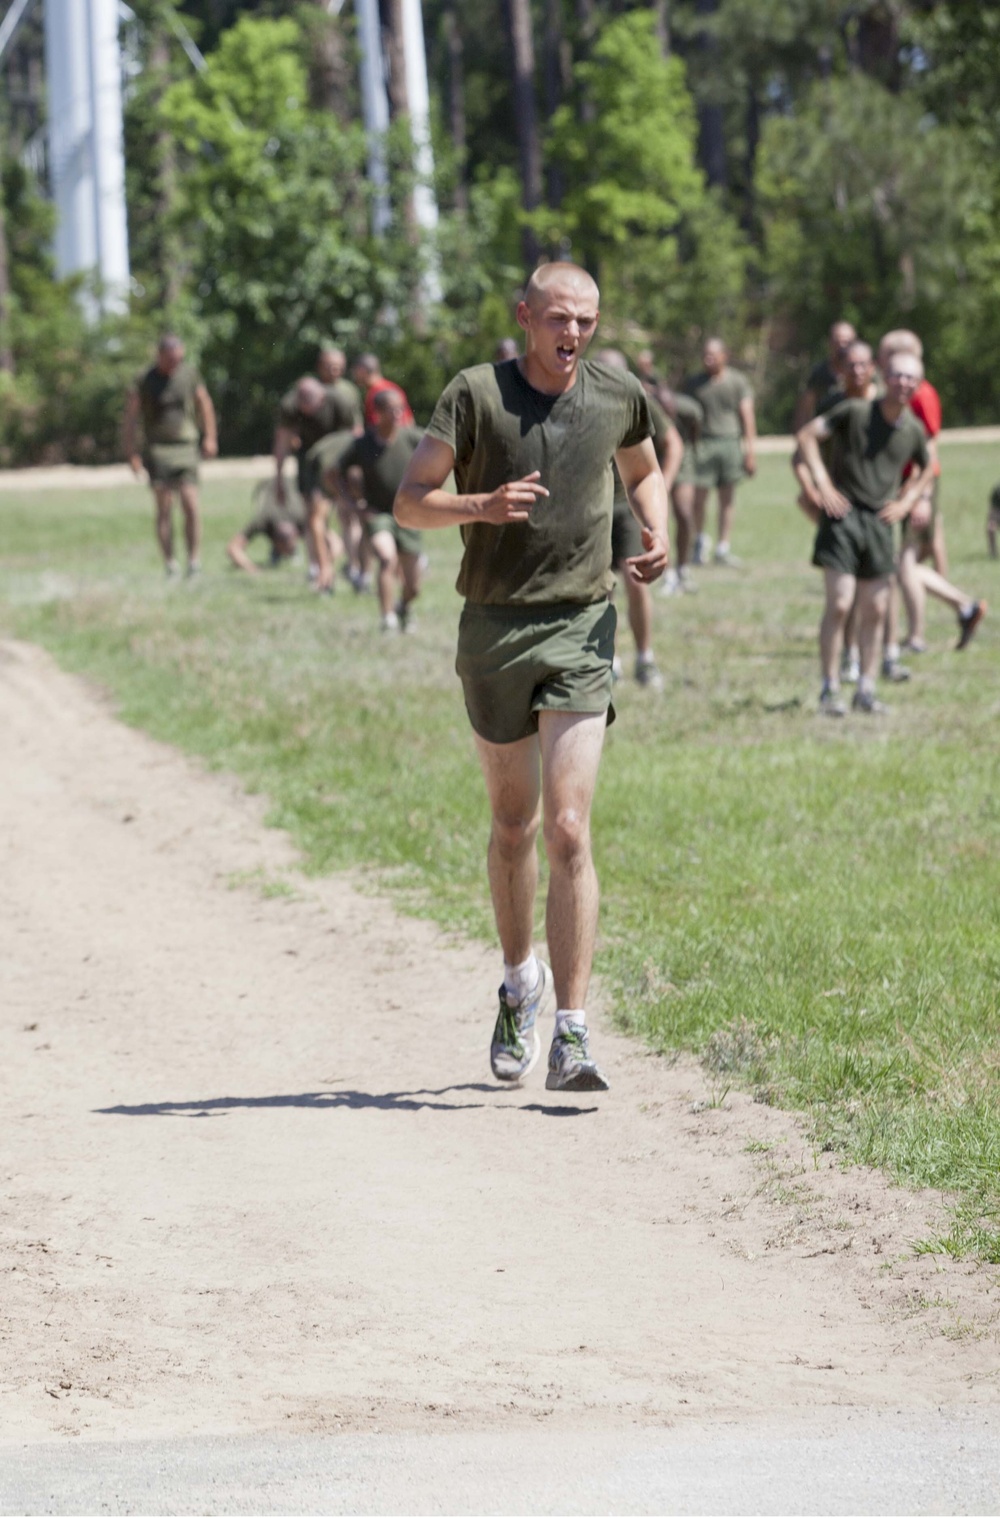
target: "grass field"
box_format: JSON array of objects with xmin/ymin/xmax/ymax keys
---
[{"xmin": 2, "ymin": 447, "xmax": 999, "ymax": 1258}]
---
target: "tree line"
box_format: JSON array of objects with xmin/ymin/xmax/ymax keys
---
[{"xmin": 0, "ymin": 0, "xmax": 997, "ymax": 463}]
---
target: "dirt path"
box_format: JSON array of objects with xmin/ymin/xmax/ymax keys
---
[{"xmin": 1, "ymin": 638, "xmax": 997, "ymax": 1448}]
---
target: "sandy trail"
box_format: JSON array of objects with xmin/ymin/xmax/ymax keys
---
[{"xmin": 0, "ymin": 638, "xmax": 997, "ymax": 1449}]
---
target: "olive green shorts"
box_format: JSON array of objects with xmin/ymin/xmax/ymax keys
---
[
  {"xmin": 812, "ymin": 506, "xmax": 894, "ymax": 581},
  {"xmin": 145, "ymin": 443, "xmax": 199, "ymax": 487},
  {"xmin": 694, "ymin": 436, "xmax": 745, "ymax": 489},
  {"xmin": 610, "ymin": 499, "xmax": 643, "ymax": 566},
  {"xmin": 456, "ymin": 600, "xmax": 617, "ymax": 745},
  {"xmin": 673, "ymin": 445, "xmax": 697, "ymax": 487},
  {"xmin": 366, "ymin": 512, "xmax": 423, "ymax": 557}
]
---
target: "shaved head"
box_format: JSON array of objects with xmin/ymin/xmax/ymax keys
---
[
  {"xmin": 523, "ymin": 262, "xmax": 599, "ymax": 310},
  {"xmin": 885, "ymin": 349, "xmax": 923, "ymax": 382},
  {"xmin": 879, "ymin": 328, "xmax": 923, "ymax": 369},
  {"xmin": 296, "ymin": 376, "xmax": 326, "ymax": 412}
]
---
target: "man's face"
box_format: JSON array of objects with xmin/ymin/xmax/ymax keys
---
[
  {"xmin": 831, "ymin": 323, "xmax": 856, "ymax": 362},
  {"xmin": 884, "ymin": 356, "xmax": 922, "ymax": 406},
  {"xmin": 317, "ymin": 350, "xmax": 344, "ymax": 383},
  {"xmin": 517, "ymin": 279, "xmax": 600, "ymax": 384},
  {"xmin": 158, "ymin": 342, "xmax": 184, "ymax": 374},
  {"xmin": 844, "ymin": 345, "xmax": 874, "ymax": 396},
  {"xmin": 703, "ymin": 340, "xmax": 726, "ymax": 375},
  {"xmin": 375, "ymin": 394, "xmax": 405, "ymax": 434}
]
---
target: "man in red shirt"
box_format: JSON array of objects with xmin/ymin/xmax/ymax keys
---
[
  {"xmin": 351, "ymin": 353, "xmax": 415, "ymax": 429},
  {"xmin": 879, "ymin": 331, "xmax": 986, "ymax": 654}
]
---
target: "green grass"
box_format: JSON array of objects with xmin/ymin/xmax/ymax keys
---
[{"xmin": 2, "ymin": 450, "xmax": 999, "ymax": 1256}]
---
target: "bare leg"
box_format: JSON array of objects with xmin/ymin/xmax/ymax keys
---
[
  {"xmin": 884, "ymin": 571, "xmax": 900, "ymax": 654},
  {"xmin": 538, "ymin": 710, "xmax": 607, "ymax": 1010},
  {"xmin": 623, "ymin": 575, "xmax": 652, "ymax": 658},
  {"xmin": 898, "ymin": 543, "xmax": 926, "ymax": 645},
  {"xmin": 820, "ymin": 568, "xmax": 856, "ymax": 683},
  {"xmin": 369, "ymin": 530, "xmax": 399, "ymax": 618},
  {"xmin": 473, "ymin": 731, "xmax": 542, "ymax": 966},
  {"xmin": 672, "ymin": 483, "xmax": 694, "ymax": 568},
  {"xmin": 932, "ymin": 511, "xmax": 948, "ymax": 577},
  {"xmin": 399, "ymin": 550, "xmax": 422, "ymax": 609},
  {"xmin": 338, "ymin": 500, "xmax": 363, "ymax": 581},
  {"xmin": 153, "ymin": 485, "xmax": 175, "ymax": 566},
  {"xmin": 856, "ymin": 577, "xmax": 890, "ymax": 681},
  {"xmin": 178, "ymin": 482, "xmax": 201, "ymax": 566},
  {"xmin": 917, "ymin": 562, "xmax": 972, "ymax": 615},
  {"xmin": 308, "ymin": 493, "xmax": 334, "ymax": 590},
  {"xmin": 716, "ymin": 483, "xmax": 736, "ymax": 548}
]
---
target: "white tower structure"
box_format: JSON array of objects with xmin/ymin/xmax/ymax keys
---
[
  {"xmin": 400, "ymin": 0, "xmax": 438, "ymax": 240},
  {"xmin": 43, "ymin": 0, "xmax": 130, "ymax": 315},
  {"xmin": 355, "ymin": 0, "xmax": 392, "ymax": 237}
]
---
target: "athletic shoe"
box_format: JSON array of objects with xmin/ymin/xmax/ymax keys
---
[
  {"xmin": 852, "ymin": 689, "xmax": 889, "ymax": 715},
  {"xmin": 545, "ymin": 1021, "xmax": 610, "ymax": 1093},
  {"xmin": 165, "ymin": 559, "xmax": 180, "ymax": 579},
  {"xmin": 658, "ymin": 568, "xmax": 680, "ymax": 598},
  {"xmin": 185, "ymin": 560, "xmax": 201, "ymax": 579},
  {"xmin": 956, "ymin": 600, "xmax": 987, "ymax": 650},
  {"xmin": 490, "ymin": 961, "xmax": 553, "ymax": 1083},
  {"xmin": 678, "ymin": 566, "xmax": 699, "ymax": 594},
  {"xmin": 395, "ymin": 600, "xmax": 415, "ymax": 633},
  {"xmin": 819, "ymin": 688, "xmax": 847, "ymax": 718},
  {"xmin": 881, "ymin": 658, "xmax": 911, "ymax": 683},
  {"xmin": 692, "ymin": 533, "xmax": 712, "ymax": 566},
  {"xmin": 902, "ymin": 638, "xmax": 926, "ymax": 654},
  {"xmin": 611, "ymin": 654, "xmax": 623, "ymax": 683},
  {"xmin": 713, "ymin": 544, "xmax": 742, "ymax": 568},
  {"xmin": 840, "ymin": 650, "xmax": 860, "ymax": 684},
  {"xmin": 635, "ymin": 657, "xmax": 664, "ymax": 691},
  {"xmin": 380, "ymin": 610, "xmax": 399, "ymax": 633}
]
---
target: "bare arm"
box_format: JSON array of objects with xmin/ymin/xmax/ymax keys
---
[
  {"xmin": 660, "ymin": 423, "xmax": 684, "ymax": 494},
  {"xmin": 273, "ymin": 424, "xmax": 298, "ymax": 504},
  {"xmin": 880, "ymin": 457, "xmax": 937, "ymax": 525},
  {"xmin": 196, "ymin": 385, "xmax": 218, "ymax": 459},
  {"xmin": 739, "ymin": 395, "xmax": 757, "ymax": 476},
  {"xmin": 226, "ymin": 532, "xmax": 259, "ymax": 574},
  {"xmin": 615, "ymin": 437, "xmax": 670, "ymax": 583},
  {"xmin": 793, "ymin": 388, "xmax": 818, "ymax": 433},
  {"xmin": 394, "ymin": 435, "xmax": 548, "ymax": 529},
  {"xmin": 795, "ymin": 417, "xmax": 852, "ymax": 518},
  {"xmin": 123, "ymin": 389, "xmax": 143, "ymax": 475}
]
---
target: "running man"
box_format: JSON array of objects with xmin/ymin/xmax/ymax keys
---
[
  {"xmin": 123, "ymin": 335, "xmax": 218, "ymax": 577},
  {"xmin": 394, "ymin": 262, "xmax": 669, "ymax": 1092},
  {"xmin": 793, "ymin": 320, "xmax": 857, "ymax": 429},
  {"xmin": 797, "ymin": 350, "xmax": 934, "ymax": 715},
  {"xmin": 594, "ymin": 348, "xmax": 677, "ymax": 688},
  {"xmin": 683, "ymin": 337, "xmax": 756, "ymax": 565},
  {"xmin": 332, "ymin": 391, "xmax": 425, "ymax": 632},
  {"xmin": 273, "ymin": 377, "xmax": 360, "ymax": 591},
  {"xmin": 659, "ymin": 387, "xmax": 703, "ymax": 593}
]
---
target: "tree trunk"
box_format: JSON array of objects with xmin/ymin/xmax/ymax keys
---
[
  {"xmin": 742, "ymin": 79, "xmax": 759, "ymax": 233},
  {"xmin": 575, "ymin": 0, "xmax": 596, "ymax": 121},
  {"xmin": 543, "ymin": 0, "xmax": 568, "ymax": 210},
  {"xmin": 653, "ymin": 0, "xmax": 670, "ymax": 55},
  {"xmin": 0, "ymin": 149, "xmax": 15, "ymax": 377},
  {"xmin": 303, "ymin": 0, "xmax": 351, "ymax": 120},
  {"xmin": 501, "ymin": 0, "xmax": 542, "ymax": 269},
  {"xmin": 441, "ymin": 0, "xmax": 468, "ymax": 211},
  {"xmin": 149, "ymin": 22, "xmax": 183, "ymax": 314},
  {"xmin": 385, "ymin": 0, "xmax": 410, "ymax": 119},
  {"xmin": 695, "ymin": 0, "xmax": 727, "ymax": 187}
]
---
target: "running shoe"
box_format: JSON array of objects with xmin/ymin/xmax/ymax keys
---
[
  {"xmin": 956, "ymin": 600, "xmax": 987, "ymax": 650},
  {"xmin": 840, "ymin": 650, "xmax": 860, "ymax": 684},
  {"xmin": 611, "ymin": 654, "xmax": 623, "ymax": 683},
  {"xmin": 635, "ymin": 657, "xmax": 664, "ymax": 691},
  {"xmin": 490, "ymin": 961, "xmax": 552, "ymax": 1082},
  {"xmin": 852, "ymin": 689, "xmax": 889, "ymax": 715},
  {"xmin": 819, "ymin": 688, "xmax": 847, "ymax": 718},
  {"xmin": 185, "ymin": 560, "xmax": 201, "ymax": 579},
  {"xmin": 545, "ymin": 1021, "xmax": 610, "ymax": 1093},
  {"xmin": 395, "ymin": 599, "xmax": 415, "ymax": 633},
  {"xmin": 713, "ymin": 544, "xmax": 742, "ymax": 568},
  {"xmin": 692, "ymin": 533, "xmax": 712, "ymax": 566},
  {"xmin": 678, "ymin": 566, "xmax": 699, "ymax": 594},
  {"xmin": 380, "ymin": 610, "xmax": 399, "ymax": 633},
  {"xmin": 659, "ymin": 568, "xmax": 680, "ymax": 598},
  {"xmin": 165, "ymin": 559, "xmax": 180, "ymax": 579},
  {"xmin": 881, "ymin": 658, "xmax": 911, "ymax": 683}
]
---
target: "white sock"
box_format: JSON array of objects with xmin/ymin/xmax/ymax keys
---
[
  {"xmin": 821, "ymin": 677, "xmax": 839, "ymax": 696},
  {"xmin": 504, "ymin": 953, "xmax": 539, "ymax": 1004},
  {"xmin": 636, "ymin": 648, "xmax": 654, "ymax": 666},
  {"xmin": 885, "ymin": 642, "xmax": 900, "ymax": 662},
  {"xmin": 858, "ymin": 675, "xmax": 875, "ymax": 696},
  {"xmin": 960, "ymin": 600, "xmax": 975, "ymax": 618},
  {"xmin": 555, "ymin": 1009, "xmax": 586, "ymax": 1034}
]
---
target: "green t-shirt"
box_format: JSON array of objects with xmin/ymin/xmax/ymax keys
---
[
  {"xmin": 138, "ymin": 362, "xmax": 202, "ymax": 446},
  {"xmin": 337, "ymin": 426, "xmax": 424, "ymax": 516},
  {"xmin": 671, "ymin": 392, "xmax": 703, "ymax": 446},
  {"xmin": 612, "ymin": 393, "xmax": 669, "ymax": 515},
  {"xmin": 682, "ymin": 367, "xmax": 751, "ymax": 438},
  {"xmin": 823, "ymin": 399, "xmax": 930, "ymax": 512},
  {"xmin": 426, "ymin": 358, "xmax": 652, "ymax": 607},
  {"xmin": 278, "ymin": 380, "xmax": 362, "ymax": 453},
  {"xmin": 807, "ymin": 357, "xmax": 844, "ymax": 414},
  {"xmin": 304, "ymin": 429, "xmax": 355, "ymax": 479},
  {"xmin": 243, "ymin": 495, "xmax": 306, "ymax": 543}
]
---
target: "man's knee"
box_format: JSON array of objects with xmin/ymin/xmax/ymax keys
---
[
  {"xmin": 491, "ymin": 809, "xmax": 540, "ymax": 860},
  {"xmin": 543, "ymin": 805, "xmax": 591, "ymax": 871}
]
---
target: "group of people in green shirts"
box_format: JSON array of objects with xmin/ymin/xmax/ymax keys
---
[{"xmin": 123, "ymin": 274, "xmax": 991, "ymax": 1095}]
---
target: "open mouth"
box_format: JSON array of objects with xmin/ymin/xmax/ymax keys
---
[{"xmin": 556, "ymin": 345, "xmax": 576, "ymax": 363}]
